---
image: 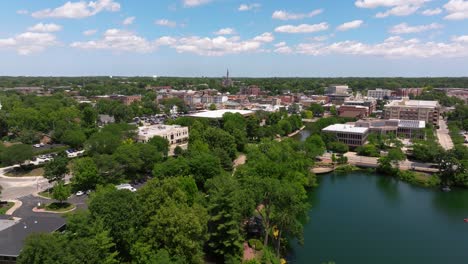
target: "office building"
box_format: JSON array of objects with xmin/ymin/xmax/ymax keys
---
[
  {"xmin": 383, "ymin": 99, "xmax": 440, "ymax": 126},
  {"xmin": 367, "ymin": 89, "xmax": 392, "ymax": 100},
  {"xmin": 137, "ymin": 125, "xmax": 189, "ymax": 145},
  {"xmin": 322, "ymin": 124, "xmax": 369, "ymax": 147}
]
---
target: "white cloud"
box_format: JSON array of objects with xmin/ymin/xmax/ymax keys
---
[
  {"xmin": 0, "ymin": 31, "xmax": 58, "ymax": 55},
  {"xmin": 421, "ymin": 8, "xmax": 442, "ymax": 16},
  {"xmin": 238, "ymin": 3, "xmax": 261, "ymax": 11},
  {"xmin": 444, "ymin": 0, "xmax": 468, "ymax": 20},
  {"xmin": 274, "ymin": 23, "xmax": 329, "ymax": 34},
  {"xmin": 83, "ymin": 29, "xmax": 98, "ymax": 36},
  {"xmin": 71, "ymin": 29, "xmax": 154, "ymax": 52},
  {"xmin": 355, "ymin": 0, "xmax": 429, "ymax": 18},
  {"xmin": 452, "ymin": 35, "xmax": 468, "ymax": 42},
  {"xmin": 32, "ymin": 0, "xmax": 120, "ymax": 19},
  {"xmin": 17, "ymin": 10, "xmax": 29, "ymax": 15},
  {"xmin": 389, "ymin": 22, "xmax": 443, "ymax": 34},
  {"xmin": 272, "ymin": 9, "xmax": 323, "ymax": 20},
  {"xmin": 155, "ymin": 19, "xmax": 177, "ymax": 27},
  {"xmin": 337, "ymin": 20, "xmax": 364, "ymax": 31},
  {"xmin": 183, "ymin": 0, "xmax": 211, "ymax": 7},
  {"xmin": 28, "ymin": 23, "xmax": 63, "ymax": 33},
  {"xmin": 123, "ymin": 16, "xmax": 135, "ymax": 25},
  {"xmin": 293, "ymin": 36, "xmax": 468, "ymax": 58},
  {"xmin": 155, "ymin": 36, "xmax": 177, "ymax": 46},
  {"xmin": 253, "ymin": 32, "xmax": 274, "ymax": 42},
  {"xmin": 214, "ymin": 28, "xmax": 236, "ymax": 35}
]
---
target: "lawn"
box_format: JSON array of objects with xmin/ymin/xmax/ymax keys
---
[
  {"xmin": 41, "ymin": 202, "xmax": 75, "ymax": 213},
  {"xmin": 38, "ymin": 189, "xmax": 53, "ymax": 198},
  {"xmin": 4, "ymin": 167, "xmax": 44, "ymax": 177},
  {"xmin": 0, "ymin": 202, "xmax": 14, "ymax": 215}
]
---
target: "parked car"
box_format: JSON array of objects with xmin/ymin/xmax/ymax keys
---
[{"xmin": 76, "ymin": 191, "xmax": 85, "ymax": 196}]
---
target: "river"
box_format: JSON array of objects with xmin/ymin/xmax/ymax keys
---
[{"xmin": 290, "ymin": 127, "xmax": 468, "ymax": 264}]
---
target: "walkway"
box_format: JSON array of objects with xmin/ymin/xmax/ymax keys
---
[{"xmin": 437, "ymin": 119, "xmax": 454, "ymax": 150}]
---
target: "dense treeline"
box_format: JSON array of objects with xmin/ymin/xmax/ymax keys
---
[{"xmin": 1, "ymin": 76, "xmax": 468, "ymax": 95}]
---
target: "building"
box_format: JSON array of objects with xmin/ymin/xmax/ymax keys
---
[
  {"xmin": 0, "ymin": 216, "xmax": 66, "ymax": 264},
  {"xmin": 343, "ymin": 99, "xmax": 377, "ymax": 113},
  {"xmin": 367, "ymin": 88, "xmax": 392, "ymax": 100},
  {"xmin": 188, "ymin": 109, "xmax": 254, "ymax": 119},
  {"xmin": 322, "ymin": 124, "xmax": 369, "ymax": 147},
  {"xmin": 383, "ymin": 99, "xmax": 440, "ymax": 126},
  {"xmin": 137, "ymin": 125, "xmax": 189, "ymax": 145},
  {"xmin": 326, "ymin": 85, "xmax": 350, "ymax": 95},
  {"xmin": 395, "ymin": 88, "xmax": 423, "ymax": 97},
  {"xmin": 354, "ymin": 119, "xmax": 426, "ymax": 139},
  {"xmin": 338, "ymin": 105, "xmax": 370, "ymax": 118},
  {"xmin": 222, "ymin": 69, "xmax": 233, "ymax": 87},
  {"xmin": 240, "ymin": 85, "xmax": 261, "ymax": 96}
]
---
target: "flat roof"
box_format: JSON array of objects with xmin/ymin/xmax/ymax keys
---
[
  {"xmin": 386, "ymin": 99, "xmax": 439, "ymax": 108},
  {"xmin": 322, "ymin": 124, "xmax": 369, "ymax": 134},
  {"xmin": 188, "ymin": 109, "xmax": 254, "ymax": 119},
  {"xmin": 0, "ymin": 216, "xmax": 65, "ymax": 257}
]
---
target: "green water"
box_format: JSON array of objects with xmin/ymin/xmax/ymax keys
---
[{"xmin": 290, "ymin": 172, "xmax": 468, "ymax": 264}]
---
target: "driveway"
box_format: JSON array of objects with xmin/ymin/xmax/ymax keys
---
[{"xmin": 437, "ymin": 119, "xmax": 454, "ymax": 150}]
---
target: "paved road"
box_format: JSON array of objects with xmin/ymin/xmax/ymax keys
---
[{"xmin": 437, "ymin": 119, "xmax": 454, "ymax": 150}]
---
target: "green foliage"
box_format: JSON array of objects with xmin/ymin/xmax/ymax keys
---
[
  {"xmin": 61, "ymin": 129, "xmax": 86, "ymax": 148},
  {"xmin": 72, "ymin": 157, "xmax": 101, "ymax": 192},
  {"xmin": 304, "ymin": 135, "xmax": 326, "ymax": 158},
  {"xmin": 248, "ymin": 239, "xmax": 264, "ymax": 251},
  {"xmin": 148, "ymin": 136, "xmax": 169, "ymax": 156},
  {"xmin": 327, "ymin": 141, "xmax": 349, "ymax": 154},
  {"xmin": 52, "ymin": 181, "xmax": 70, "ymax": 204},
  {"xmin": 44, "ymin": 154, "xmax": 69, "ymax": 183},
  {"xmin": 356, "ymin": 144, "xmax": 380, "ymax": 157},
  {"xmin": 0, "ymin": 144, "xmax": 33, "ymax": 166}
]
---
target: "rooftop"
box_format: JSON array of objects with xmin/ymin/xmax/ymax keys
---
[
  {"xmin": 322, "ymin": 124, "xmax": 369, "ymax": 134},
  {"xmin": 385, "ymin": 99, "xmax": 439, "ymax": 108},
  {"xmin": 188, "ymin": 109, "xmax": 254, "ymax": 119},
  {"xmin": 0, "ymin": 216, "xmax": 65, "ymax": 257}
]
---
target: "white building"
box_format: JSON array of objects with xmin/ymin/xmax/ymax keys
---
[
  {"xmin": 188, "ymin": 109, "xmax": 254, "ymax": 119},
  {"xmin": 326, "ymin": 85, "xmax": 350, "ymax": 95},
  {"xmin": 383, "ymin": 99, "xmax": 440, "ymax": 126},
  {"xmin": 322, "ymin": 124, "xmax": 369, "ymax": 147},
  {"xmin": 367, "ymin": 88, "xmax": 392, "ymax": 100},
  {"xmin": 137, "ymin": 125, "xmax": 189, "ymax": 145}
]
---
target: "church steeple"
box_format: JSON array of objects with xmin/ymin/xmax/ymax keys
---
[{"xmin": 226, "ymin": 69, "xmax": 229, "ymax": 79}]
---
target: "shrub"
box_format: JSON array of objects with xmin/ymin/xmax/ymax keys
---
[{"xmin": 248, "ymin": 239, "xmax": 263, "ymax": 251}]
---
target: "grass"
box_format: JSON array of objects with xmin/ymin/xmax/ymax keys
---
[
  {"xmin": 4, "ymin": 167, "xmax": 44, "ymax": 177},
  {"xmin": 0, "ymin": 202, "xmax": 14, "ymax": 215},
  {"xmin": 38, "ymin": 189, "xmax": 53, "ymax": 198},
  {"xmin": 42, "ymin": 202, "xmax": 75, "ymax": 213}
]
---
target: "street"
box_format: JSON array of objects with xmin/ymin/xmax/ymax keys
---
[{"xmin": 437, "ymin": 119, "xmax": 454, "ymax": 150}]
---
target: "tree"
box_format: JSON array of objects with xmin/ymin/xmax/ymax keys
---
[
  {"xmin": 17, "ymin": 233, "xmax": 68, "ymax": 264},
  {"xmin": 61, "ymin": 129, "xmax": 86, "ymax": 148},
  {"xmin": 209, "ymin": 103, "xmax": 217, "ymax": 110},
  {"xmin": 148, "ymin": 136, "xmax": 169, "ymax": 156},
  {"xmin": 52, "ymin": 181, "xmax": 70, "ymax": 204},
  {"xmin": 0, "ymin": 144, "xmax": 33, "ymax": 166},
  {"xmin": 438, "ymin": 153, "xmax": 467, "ymax": 187},
  {"xmin": 356, "ymin": 144, "xmax": 380, "ymax": 157},
  {"xmin": 71, "ymin": 157, "xmax": 101, "ymax": 192},
  {"xmin": 387, "ymin": 148, "xmax": 406, "ymax": 169},
  {"xmin": 86, "ymin": 131, "xmax": 122, "ymax": 155},
  {"xmin": 308, "ymin": 103, "xmax": 324, "ymax": 117},
  {"xmin": 327, "ymin": 141, "xmax": 349, "ymax": 154},
  {"xmin": 304, "ymin": 135, "xmax": 326, "ymax": 158},
  {"xmin": 113, "ymin": 143, "xmax": 144, "ymax": 179},
  {"xmin": 278, "ymin": 119, "xmax": 292, "ymax": 136},
  {"xmin": 44, "ymin": 154, "xmax": 69, "ymax": 183}
]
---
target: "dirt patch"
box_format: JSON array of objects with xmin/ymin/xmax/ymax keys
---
[{"xmin": 5, "ymin": 167, "xmax": 44, "ymax": 177}]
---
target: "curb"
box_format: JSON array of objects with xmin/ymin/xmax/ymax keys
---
[{"xmin": 5, "ymin": 200, "xmax": 22, "ymax": 215}]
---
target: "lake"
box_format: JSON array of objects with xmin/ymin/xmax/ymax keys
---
[{"xmin": 290, "ymin": 126, "xmax": 468, "ymax": 263}]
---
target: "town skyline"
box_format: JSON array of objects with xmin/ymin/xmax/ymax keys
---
[{"xmin": 1, "ymin": 0, "xmax": 468, "ymax": 76}]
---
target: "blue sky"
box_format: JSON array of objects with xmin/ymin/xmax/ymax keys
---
[{"xmin": 1, "ymin": 0, "xmax": 468, "ymax": 77}]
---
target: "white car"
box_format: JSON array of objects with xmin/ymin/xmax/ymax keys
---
[{"xmin": 76, "ymin": 191, "xmax": 85, "ymax": 196}]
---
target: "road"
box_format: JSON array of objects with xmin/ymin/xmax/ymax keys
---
[
  {"xmin": 437, "ymin": 119, "xmax": 454, "ymax": 150},
  {"xmin": 0, "ymin": 166, "xmax": 71, "ymax": 201}
]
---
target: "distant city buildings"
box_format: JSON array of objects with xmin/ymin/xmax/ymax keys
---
[
  {"xmin": 384, "ymin": 98, "xmax": 440, "ymax": 126},
  {"xmin": 367, "ymin": 88, "xmax": 392, "ymax": 100}
]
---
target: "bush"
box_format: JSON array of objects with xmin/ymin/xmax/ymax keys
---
[{"xmin": 248, "ymin": 239, "xmax": 263, "ymax": 251}]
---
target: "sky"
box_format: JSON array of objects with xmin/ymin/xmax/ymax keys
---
[{"xmin": 1, "ymin": 0, "xmax": 468, "ymax": 77}]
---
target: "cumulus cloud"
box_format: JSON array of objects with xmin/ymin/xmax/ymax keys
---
[
  {"xmin": 32, "ymin": 0, "xmax": 120, "ymax": 19},
  {"xmin": 155, "ymin": 19, "xmax": 177, "ymax": 27},
  {"xmin": 183, "ymin": 0, "xmax": 211, "ymax": 7},
  {"xmin": 214, "ymin": 28, "xmax": 236, "ymax": 35},
  {"xmin": 83, "ymin": 29, "xmax": 98, "ymax": 36},
  {"xmin": 238, "ymin": 3, "xmax": 261, "ymax": 11},
  {"xmin": 389, "ymin": 22, "xmax": 443, "ymax": 34},
  {"xmin": 337, "ymin": 20, "xmax": 364, "ymax": 31},
  {"xmin": 421, "ymin": 8, "xmax": 442, "ymax": 16},
  {"xmin": 274, "ymin": 23, "xmax": 329, "ymax": 34},
  {"xmin": 355, "ymin": 0, "xmax": 429, "ymax": 18},
  {"xmin": 0, "ymin": 31, "xmax": 59, "ymax": 55},
  {"xmin": 272, "ymin": 9, "xmax": 323, "ymax": 20},
  {"xmin": 123, "ymin": 16, "xmax": 135, "ymax": 25},
  {"xmin": 71, "ymin": 29, "xmax": 154, "ymax": 52},
  {"xmin": 444, "ymin": 0, "xmax": 468, "ymax": 20},
  {"xmin": 452, "ymin": 35, "xmax": 468, "ymax": 42},
  {"xmin": 28, "ymin": 23, "xmax": 63, "ymax": 33},
  {"xmin": 293, "ymin": 36, "xmax": 468, "ymax": 58}
]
